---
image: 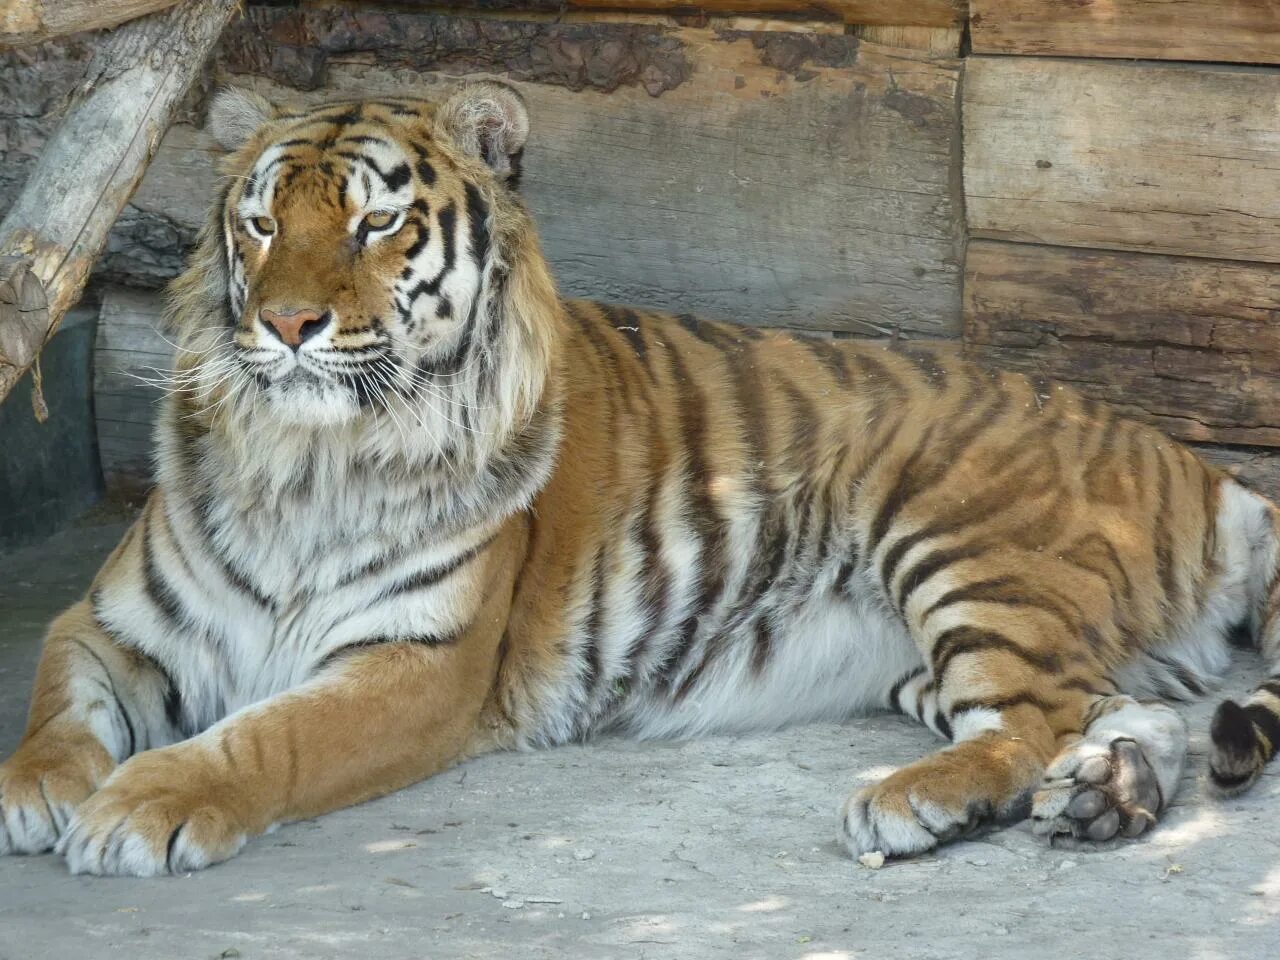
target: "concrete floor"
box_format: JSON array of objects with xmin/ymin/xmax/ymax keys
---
[{"xmin": 1, "ymin": 522, "xmax": 1278, "ymax": 959}]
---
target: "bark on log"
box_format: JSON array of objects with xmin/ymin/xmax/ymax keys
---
[
  {"xmin": 0, "ymin": 0, "xmax": 238, "ymax": 410},
  {"xmin": 351, "ymin": 1, "xmax": 967, "ymax": 27},
  {"xmin": 0, "ymin": 0, "xmax": 183, "ymax": 47}
]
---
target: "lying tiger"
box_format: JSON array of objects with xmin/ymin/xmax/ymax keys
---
[{"xmin": 1, "ymin": 83, "xmax": 1277, "ymax": 876}]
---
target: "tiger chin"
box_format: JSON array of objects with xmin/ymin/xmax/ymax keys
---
[{"xmin": 2, "ymin": 82, "xmax": 1278, "ymax": 877}]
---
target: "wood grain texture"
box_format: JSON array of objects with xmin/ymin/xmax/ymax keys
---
[
  {"xmin": 970, "ymin": 0, "xmax": 1280, "ymax": 64},
  {"xmin": 117, "ymin": 24, "xmax": 965, "ymax": 336},
  {"xmin": 0, "ymin": 0, "xmax": 182, "ymax": 47},
  {"xmin": 93, "ymin": 287, "xmax": 166, "ymax": 494},
  {"xmin": 964, "ymin": 57, "xmax": 1280, "ymax": 264},
  {"xmin": 0, "ymin": 0, "xmax": 237, "ymax": 408},
  {"xmin": 963, "ymin": 240, "xmax": 1280, "ymax": 447}
]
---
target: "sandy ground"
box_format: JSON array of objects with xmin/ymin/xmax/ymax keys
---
[{"xmin": 1, "ymin": 522, "xmax": 1278, "ymax": 960}]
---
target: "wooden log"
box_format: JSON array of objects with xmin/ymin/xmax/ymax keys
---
[
  {"xmin": 0, "ymin": 0, "xmax": 182, "ymax": 47},
  {"xmin": 963, "ymin": 239, "xmax": 1280, "ymax": 447},
  {"xmin": 93, "ymin": 286, "xmax": 167, "ymax": 494},
  {"xmin": 0, "ymin": 256, "xmax": 48, "ymax": 418},
  {"xmin": 970, "ymin": 0, "xmax": 1280, "ymax": 64},
  {"xmin": 1191, "ymin": 444, "xmax": 1280, "ymax": 503},
  {"xmin": 964, "ymin": 57, "xmax": 1280, "ymax": 264},
  {"xmin": 0, "ymin": 0, "xmax": 238, "ymax": 410},
  {"xmin": 301, "ymin": 1, "xmax": 967, "ymax": 27}
]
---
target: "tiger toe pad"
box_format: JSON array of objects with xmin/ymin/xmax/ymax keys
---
[{"xmin": 1031, "ymin": 737, "xmax": 1162, "ymax": 846}]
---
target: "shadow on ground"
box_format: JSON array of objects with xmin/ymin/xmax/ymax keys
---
[{"xmin": 1, "ymin": 524, "xmax": 1277, "ymax": 959}]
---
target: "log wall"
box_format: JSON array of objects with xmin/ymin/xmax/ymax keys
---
[
  {"xmin": 6, "ymin": 0, "xmax": 1280, "ymax": 493},
  {"xmin": 961, "ymin": 1, "xmax": 1280, "ymax": 466}
]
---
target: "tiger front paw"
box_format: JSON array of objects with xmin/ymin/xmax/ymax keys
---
[
  {"xmin": 57, "ymin": 748, "xmax": 249, "ymax": 876},
  {"xmin": 0, "ymin": 733, "xmax": 115, "ymax": 855}
]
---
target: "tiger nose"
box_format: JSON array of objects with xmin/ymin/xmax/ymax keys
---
[{"xmin": 259, "ymin": 307, "xmax": 331, "ymax": 348}]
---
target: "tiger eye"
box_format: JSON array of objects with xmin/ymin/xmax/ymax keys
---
[
  {"xmin": 363, "ymin": 210, "xmax": 396, "ymax": 231},
  {"xmin": 249, "ymin": 216, "xmax": 275, "ymax": 236}
]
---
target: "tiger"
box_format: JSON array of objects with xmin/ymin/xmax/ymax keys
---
[{"xmin": 1, "ymin": 81, "xmax": 1278, "ymax": 877}]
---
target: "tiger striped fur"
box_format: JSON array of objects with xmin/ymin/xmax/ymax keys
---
[{"xmin": 1, "ymin": 83, "xmax": 1278, "ymax": 875}]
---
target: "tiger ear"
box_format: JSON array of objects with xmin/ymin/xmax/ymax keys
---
[
  {"xmin": 434, "ymin": 82, "xmax": 529, "ymax": 185},
  {"xmin": 206, "ymin": 87, "xmax": 277, "ymax": 151}
]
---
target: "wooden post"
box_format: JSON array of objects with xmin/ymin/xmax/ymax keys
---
[
  {"xmin": 0, "ymin": 0, "xmax": 184, "ymax": 47},
  {"xmin": 0, "ymin": 0, "xmax": 239, "ymax": 412}
]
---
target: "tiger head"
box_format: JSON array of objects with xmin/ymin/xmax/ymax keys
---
[{"xmin": 171, "ymin": 82, "xmax": 559, "ymax": 448}]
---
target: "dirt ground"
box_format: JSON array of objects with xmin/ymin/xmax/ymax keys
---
[{"xmin": 1, "ymin": 522, "xmax": 1277, "ymax": 960}]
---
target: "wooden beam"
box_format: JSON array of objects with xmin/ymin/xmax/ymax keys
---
[
  {"xmin": 300, "ymin": 1, "xmax": 966, "ymax": 27},
  {"xmin": 552, "ymin": 0, "xmax": 965, "ymax": 25},
  {"xmin": 0, "ymin": 0, "xmax": 238, "ymax": 410},
  {"xmin": 964, "ymin": 56, "xmax": 1280, "ymax": 264},
  {"xmin": 963, "ymin": 240, "xmax": 1280, "ymax": 447},
  {"xmin": 0, "ymin": 0, "xmax": 182, "ymax": 47},
  {"xmin": 970, "ymin": 0, "xmax": 1280, "ymax": 64}
]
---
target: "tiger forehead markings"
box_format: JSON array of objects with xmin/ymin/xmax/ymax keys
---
[{"xmin": 2, "ymin": 83, "xmax": 1280, "ymax": 876}]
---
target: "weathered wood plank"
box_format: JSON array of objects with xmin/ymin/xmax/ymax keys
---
[
  {"xmin": 93, "ymin": 287, "xmax": 166, "ymax": 493},
  {"xmin": 963, "ymin": 240, "xmax": 1280, "ymax": 447},
  {"xmin": 0, "ymin": 0, "xmax": 238, "ymax": 409},
  {"xmin": 1192, "ymin": 444, "xmax": 1280, "ymax": 502},
  {"xmin": 115, "ymin": 17, "xmax": 965, "ymax": 336},
  {"xmin": 963, "ymin": 57, "xmax": 1280, "ymax": 264},
  {"xmin": 970, "ymin": 0, "xmax": 1280, "ymax": 64},
  {"xmin": 0, "ymin": 0, "xmax": 182, "ymax": 47}
]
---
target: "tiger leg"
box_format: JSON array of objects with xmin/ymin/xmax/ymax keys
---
[
  {"xmin": 0, "ymin": 601, "xmax": 174, "ymax": 855},
  {"xmin": 57, "ymin": 638, "xmax": 497, "ymax": 876},
  {"xmin": 1030, "ymin": 696, "xmax": 1187, "ymax": 844},
  {"xmin": 842, "ymin": 625, "xmax": 1098, "ymax": 858}
]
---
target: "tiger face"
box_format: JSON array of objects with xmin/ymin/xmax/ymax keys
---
[{"xmin": 200, "ymin": 85, "xmax": 531, "ymax": 425}]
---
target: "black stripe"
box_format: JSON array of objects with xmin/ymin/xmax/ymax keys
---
[
  {"xmin": 409, "ymin": 141, "xmax": 437, "ymax": 185},
  {"xmin": 1059, "ymin": 676, "xmax": 1111, "ymax": 696},
  {"xmin": 141, "ymin": 516, "xmax": 185, "ymax": 627},
  {"xmin": 1246, "ymin": 703, "xmax": 1280, "ymax": 758},
  {"xmin": 404, "ymin": 202, "xmax": 456, "ymax": 300},
  {"xmin": 923, "ymin": 575, "xmax": 1086, "ymax": 640},
  {"xmin": 749, "ymin": 615, "xmax": 776, "ymax": 678},
  {"xmin": 1210, "ymin": 768, "xmax": 1254, "ymax": 788},
  {"xmin": 382, "ymin": 535, "xmax": 496, "ymax": 598},
  {"xmin": 867, "ymin": 423, "xmax": 938, "ymax": 554},
  {"xmin": 895, "ymin": 346, "xmax": 949, "ymax": 390},
  {"xmin": 317, "ymin": 633, "xmax": 453, "ymax": 672},
  {"xmin": 580, "ymin": 547, "xmax": 608, "ymax": 709},
  {"xmin": 932, "ymin": 710, "xmax": 953, "ymax": 741},
  {"xmin": 888, "ymin": 667, "xmax": 924, "ymax": 713},
  {"xmin": 1058, "ymin": 532, "xmax": 1134, "ymax": 606},
  {"xmin": 894, "ymin": 542, "xmax": 990, "ymax": 614},
  {"xmin": 797, "ymin": 335, "xmax": 851, "ymax": 386},
  {"xmin": 66, "ymin": 636, "xmax": 136, "ymax": 758},
  {"xmin": 655, "ymin": 341, "xmax": 730, "ymax": 694},
  {"xmin": 627, "ymin": 470, "xmax": 672, "ymax": 678},
  {"xmin": 868, "ymin": 376, "xmax": 1008, "ymax": 555},
  {"xmin": 931, "ymin": 626, "xmax": 1061, "ymax": 679},
  {"xmin": 948, "ymin": 692, "xmax": 1054, "ymax": 717},
  {"xmin": 463, "ymin": 182, "xmax": 491, "ymax": 267},
  {"xmin": 189, "ymin": 494, "xmax": 274, "ymax": 611},
  {"xmin": 1152, "ymin": 444, "xmax": 1180, "ymax": 613}
]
